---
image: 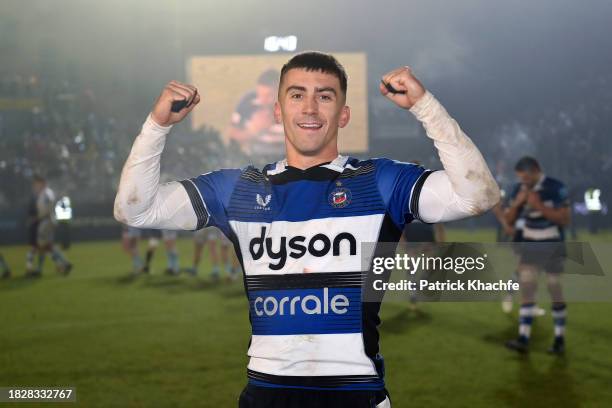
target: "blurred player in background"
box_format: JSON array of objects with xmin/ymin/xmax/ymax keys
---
[
  {"xmin": 187, "ymin": 227, "xmax": 224, "ymax": 279},
  {"xmin": 493, "ymin": 198, "xmax": 548, "ymax": 315},
  {"xmin": 121, "ymin": 225, "xmax": 145, "ymax": 275},
  {"xmin": 186, "ymin": 229, "xmax": 207, "ymax": 276},
  {"xmin": 161, "ymin": 229, "xmax": 180, "ymax": 275},
  {"xmin": 25, "ymin": 175, "xmax": 72, "ymax": 277},
  {"xmin": 218, "ymin": 234, "xmax": 241, "ymax": 281},
  {"xmin": 25, "ymin": 182, "xmax": 40, "ymax": 274},
  {"xmin": 142, "ymin": 231, "xmax": 156, "ymax": 274},
  {"xmin": 0, "ymin": 253, "xmax": 11, "ymax": 279},
  {"xmin": 122, "ymin": 228, "xmax": 180, "ymax": 275},
  {"xmin": 504, "ymin": 157, "xmax": 569, "ymax": 354},
  {"xmin": 188, "ymin": 227, "xmax": 240, "ymax": 281}
]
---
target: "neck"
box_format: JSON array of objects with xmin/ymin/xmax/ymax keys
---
[
  {"xmin": 285, "ymin": 146, "xmax": 339, "ymax": 170},
  {"xmin": 285, "ymin": 140, "xmax": 338, "ymax": 170}
]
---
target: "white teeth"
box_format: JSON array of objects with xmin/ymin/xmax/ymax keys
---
[{"xmin": 298, "ymin": 123, "xmax": 322, "ymax": 129}]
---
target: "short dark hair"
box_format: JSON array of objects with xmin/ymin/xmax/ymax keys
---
[
  {"xmin": 280, "ymin": 51, "xmax": 348, "ymax": 96},
  {"xmin": 32, "ymin": 173, "xmax": 46, "ymax": 183},
  {"xmin": 257, "ymin": 69, "xmax": 280, "ymax": 87},
  {"xmin": 514, "ymin": 156, "xmax": 541, "ymax": 172}
]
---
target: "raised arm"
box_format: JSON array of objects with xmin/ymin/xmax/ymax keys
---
[
  {"xmin": 113, "ymin": 81, "xmax": 201, "ymax": 230},
  {"xmin": 380, "ymin": 67, "xmax": 500, "ymax": 223}
]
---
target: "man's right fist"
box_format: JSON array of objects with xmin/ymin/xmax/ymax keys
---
[{"xmin": 151, "ymin": 81, "xmax": 200, "ymax": 127}]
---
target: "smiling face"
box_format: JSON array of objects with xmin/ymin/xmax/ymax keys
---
[{"xmin": 274, "ymin": 68, "xmax": 350, "ymax": 166}]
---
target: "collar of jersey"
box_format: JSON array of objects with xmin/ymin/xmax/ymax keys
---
[
  {"xmin": 264, "ymin": 155, "xmax": 352, "ymax": 184},
  {"xmin": 266, "ymin": 155, "xmax": 350, "ymax": 176},
  {"xmin": 533, "ymin": 173, "xmax": 547, "ymax": 191}
]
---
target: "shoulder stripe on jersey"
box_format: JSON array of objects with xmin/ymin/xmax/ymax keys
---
[
  {"xmin": 409, "ymin": 170, "xmax": 434, "ymax": 222},
  {"xmin": 240, "ymin": 167, "xmax": 267, "ymax": 183},
  {"xmin": 339, "ymin": 162, "xmax": 375, "ymax": 179},
  {"xmin": 179, "ymin": 179, "xmax": 209, "ymax": 230}
]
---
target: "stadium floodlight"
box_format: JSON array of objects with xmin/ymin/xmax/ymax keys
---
[
  {"xmin": 55, "ymin": 196, "xmax": 73, "ymax": 221},
  {"xmin": 264, "ymin": 35, "xmax": 297, "ymax": 52}
]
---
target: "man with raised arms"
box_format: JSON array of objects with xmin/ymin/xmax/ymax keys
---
[{"xmin": 115, "ymin": 52, "xmax": 499, "ymax": 408}]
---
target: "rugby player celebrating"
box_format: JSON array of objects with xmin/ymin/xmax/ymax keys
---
[{"xmin": 115, "ymin": 52, "xmax": 500, "ymax": 407}]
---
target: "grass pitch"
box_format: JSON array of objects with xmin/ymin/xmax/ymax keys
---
[{"xmin": 1, "ymin": 229, "xmax": 611, "ymax": 407}]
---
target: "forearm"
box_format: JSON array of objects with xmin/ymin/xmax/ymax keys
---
[
  {"xmin": 504, "ymin": 204, "xmax": 522, "ymax": 226},
  {"xmin": 412, "ymin": 92, "xmax": 500, "ymax": 223},
  {"xmin": 113, "ymin": 115, "xmax": 197, "ymax": 230},
  {"xmin": 492, "ymin": 203, "xmax": 511, "ymax": 227}
]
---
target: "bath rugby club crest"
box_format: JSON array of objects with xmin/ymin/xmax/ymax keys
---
[{"xmin": 329, "ymin": 187, "xmax": 351, "ymax": 208}]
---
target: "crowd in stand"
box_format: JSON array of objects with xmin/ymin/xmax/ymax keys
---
[
  {"xmin": 491, "ymin": 74, "xmax": 612, "ymax": 204},
  {"xmin": 0, "ymin": 73, "xmax": 610, "ymax": 216},
  {"xmin": 0, "ymin": 75, "xmax": 249, "ymax": 213}
]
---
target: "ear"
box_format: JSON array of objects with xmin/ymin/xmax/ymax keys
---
[
  {"xmin": 274, "ymin": 101, "xmax": 282, "ymax": 124},
  {"xmin": 338, "ymin": 105, "xmax": 351, "ymax": 128}
]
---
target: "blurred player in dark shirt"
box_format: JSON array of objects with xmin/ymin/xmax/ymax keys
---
[
  {"xmin": 25, "ymin": 175, "xmax": 72, "ymax": 277},
  {"xmin": 504, "ymin": 157, "xmax": 570, "ymax": 354},
  {"xmin": 0, "ymin": 254, "xmax": 10, "ymax": 279}
]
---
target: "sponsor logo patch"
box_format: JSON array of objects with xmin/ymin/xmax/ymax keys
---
[
  {"xmin": 249, "ymin": 226, "xmax": 357, "ymax": 270},
  {"xmin": 255, "ymin": 193, "xmax": 272, "ymax": 210}
]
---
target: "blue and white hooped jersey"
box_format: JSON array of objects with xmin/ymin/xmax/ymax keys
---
[
  {"xmin": 179, "ymin": 155, "xmax": 432, "ymax": 390},
  {"xmin": 510, "ymin": 175, "xmax": 569, "ymax": 242}
]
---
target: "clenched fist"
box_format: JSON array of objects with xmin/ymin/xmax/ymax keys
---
[
  {"xmin": 151, "ymin": 80, "xmax": 201, "ymax": 127},
  {"xmin": 379, "ymin": 66, "xmax": 426, "ymax": 109}
]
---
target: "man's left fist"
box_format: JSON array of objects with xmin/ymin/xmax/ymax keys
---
[{"xmin": 379, "ymin": 66, "xmax": 426, "ymax": 109}]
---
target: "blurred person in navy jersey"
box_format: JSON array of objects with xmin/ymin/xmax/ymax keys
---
[{"xmin": 504, "ymin": 156, "xmax": 570, "ymax": 355}]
